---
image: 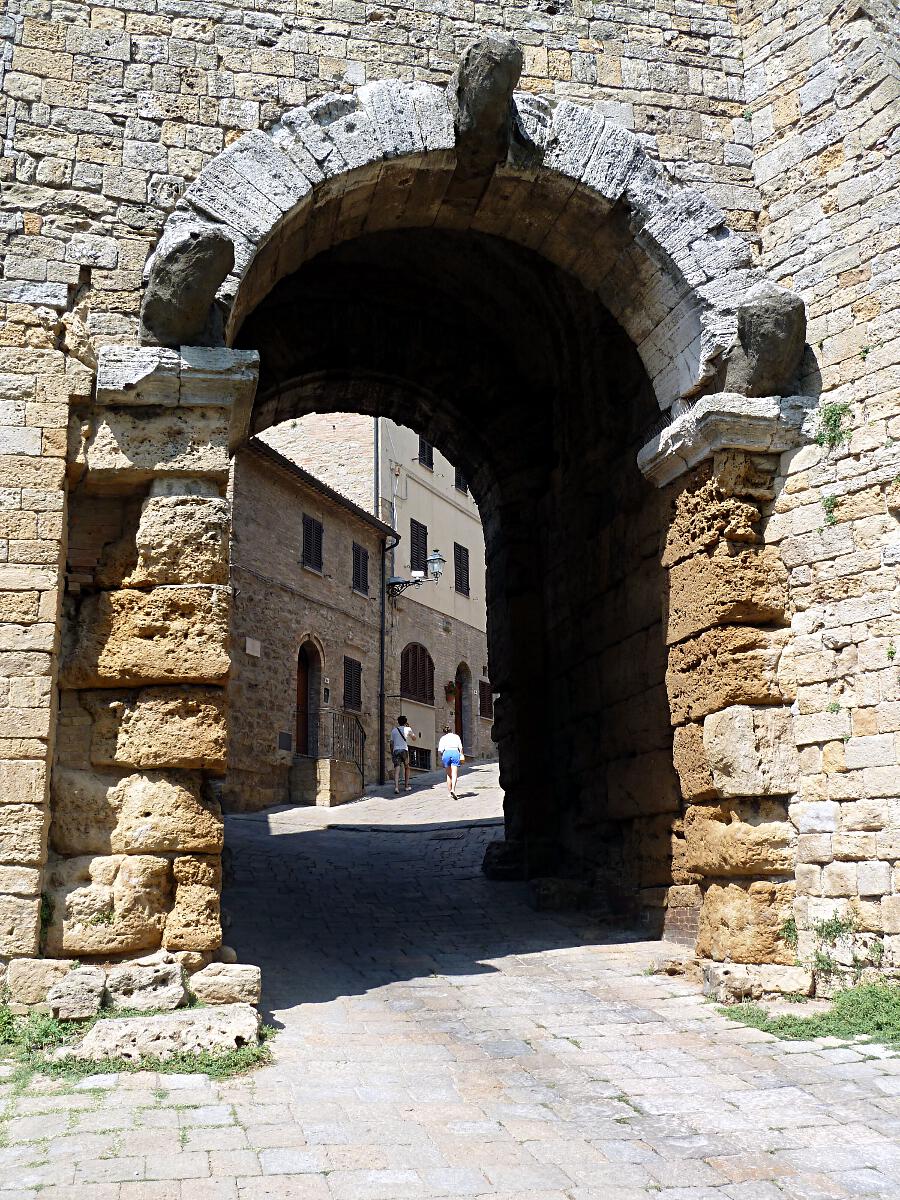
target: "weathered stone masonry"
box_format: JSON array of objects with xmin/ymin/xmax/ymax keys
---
[{"xmin": 0, "ymin": 2, "xmax": 897, "ymax": 999}]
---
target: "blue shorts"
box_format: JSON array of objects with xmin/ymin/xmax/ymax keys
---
[{"xmin": 442, "ymin": 750, "xmax": 461, "ymax": 768}]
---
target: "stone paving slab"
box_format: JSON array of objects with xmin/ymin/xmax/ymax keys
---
[{"xmin": 3, "ymin": 762, "xmax": 898, "ymax": 1197}]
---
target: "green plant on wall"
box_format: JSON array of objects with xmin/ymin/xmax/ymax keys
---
[
  {"xmin": 814, "ymin": 402, "xmax": 851, "ymax": 448},
  {"xmin": 822, "ymin": 495, "xmax": 838, "ymax": 525}
]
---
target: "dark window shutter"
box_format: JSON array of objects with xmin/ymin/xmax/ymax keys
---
[
  {"xmin": 352, "ymin": 543, "xmax": 368, "ymax": 594},
  {"xmin": 400, "ymin": 643, "xmax": 434, "ymax": 705},
  {"xmin": 410, "ymin": 518, "xmax": 427, "ymax": 574},
  {"xmin": 454, "ymin": 543, "xmax": 470, "ymax": 596},
  {"xmin": 418, "ymin": 436, "xmax": 434, "ymax": 469},
  {"xmin": 479, "ymin": 681, "xmax": 493, "ymax": 719},
  {"xmin": 343, "ymin": 656, "xmax": 362, "ymax": 711},
  {"xmin": 454, "ymin": 467, "xmax": 467, "ymax": 494},
  {"xmin": 302, "ymin": 514, "xmax": 323, "ymax": 570}
]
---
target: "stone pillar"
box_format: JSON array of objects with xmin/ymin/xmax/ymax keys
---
[
  {"xmin": 38, "ymin": 346, "xmax": 257, "ymax": 973},
  {"xmin": 0, "ymin": 344, "xmax": 92, "ymax": 966},
  {"xmin": 640, "ymin": 393, "xmax": 812, "ymax": 993}
]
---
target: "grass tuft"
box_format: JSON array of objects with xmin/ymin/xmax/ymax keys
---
[{"xmin": 721, "ymin": 984, "xmax": 900, "ymax": 1046}]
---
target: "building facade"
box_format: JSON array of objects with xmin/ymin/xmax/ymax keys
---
[
  {"xmin": 263, "ymin": 414, "xmax": 497, "ymax": 769},
  {"xmin": 225, "ymin": 439, "xmax": 392, "ymax": 812},
  {"xmin": 0, "ymin": 6, "xmax": 897, "ymax": 1000}
]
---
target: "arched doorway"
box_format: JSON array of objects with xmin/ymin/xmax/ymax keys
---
[
  {"xmin": 43, "ymin": 56, "xmax": 807, "ymax": 976},
  {"xmin": 296, "ymin": 641, "xmax": 322, "ymax": 757}
]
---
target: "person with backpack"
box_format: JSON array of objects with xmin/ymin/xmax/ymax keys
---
[{"xmin": 389, "ymin": 716, "xmax": 416, "ymax": 794}]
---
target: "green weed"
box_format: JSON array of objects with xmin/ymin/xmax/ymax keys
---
[
  {"xmin": 814, "ymin": 402, "xmax": 851, "ymax": 449},
  {"xmin": 822, "ymin": 495, "xmax": 838, "ymax": 525},
  {"xmin": 827, "ymin": 701, "xmax": 841, "ymax": 714},
  {"xmin": 721, "ymin": 984, "xmax": 900, "ymax": 1047},
  {"xmin": 779, "ymin": 917, "xmax": 799, "ymax": 951},
  {"xmin": 813, "ymin": 915, "xmax": 856, "ymax": 945}
]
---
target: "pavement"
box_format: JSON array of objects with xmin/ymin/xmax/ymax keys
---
[{"xmin": 3, "ymin": 760, "xmax": 900, "ymax": 1198}]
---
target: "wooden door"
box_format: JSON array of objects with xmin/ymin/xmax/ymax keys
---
[
  {"xmin": 296, "ymin": 646, "xmax": 309, "ymax": 755},
  {"xmin": 454, "ymin": 669, "xmax": 463, "ymax": 737}
]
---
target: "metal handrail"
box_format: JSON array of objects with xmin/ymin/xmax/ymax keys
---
[{"xmin": 295, "ymin": 708, "xmax": 366, "ymax": 783}]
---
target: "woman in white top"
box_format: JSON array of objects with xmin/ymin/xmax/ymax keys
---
[{"xmin": 438, "ymin": 725, "xmax": 464, "ymax": 800}]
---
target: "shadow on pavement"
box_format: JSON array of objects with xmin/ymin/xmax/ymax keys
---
[{"xmin": 222, "ymin": 801, "xmax": 652, "ymax": 1025}]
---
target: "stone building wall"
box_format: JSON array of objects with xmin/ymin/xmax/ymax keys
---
[
  {"xmin": 225, "ymin": 441, "xmax": 389, "ymax": 811},
  {"xmin": 259, "ymin": 413, "xmax": 376, "ymax": 512}
]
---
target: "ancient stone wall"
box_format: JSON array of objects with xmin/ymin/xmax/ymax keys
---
[
  {"xmin": 225, "ymin": 441, "xmax": 387, "ymax": 810},
  {"xmin": 736, "ymin": 0, "xmax": 900, "ymax": 981}
]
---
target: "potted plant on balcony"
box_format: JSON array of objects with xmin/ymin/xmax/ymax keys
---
[{"xmin": 444, "ymin": 679, "xmax": 457, "ymax": 700}]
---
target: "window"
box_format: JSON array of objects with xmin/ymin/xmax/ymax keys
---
[
  {"xmin": 400, "ymin": 642, "xmax": 434, "ymax": 705},
  {"xmin": 343, "ymin": 656, "xmax": 362, "ymax": 711},
  {"xmin": 352, "ymin": 542, "xmax": 369, "ymax": 594},
  {"xmin": 418, "ymin": 436, "xmax": 434, "ymax": 469},
  {"xmin": 454, "ymin": 542, "xmax": 470, "ymax": 596},
  {"xmin": 454, "ymin": 466, "xmax": 468, "ymax": 494},
  {"xmin": 302, "ymin": 514, "xmax": 323, "ymax": 571},
  {"xmin": 479, "ymin": 680, "xmax": 494, "ymax": 719},
  {"xmin": 410, "ymin": 517, "xmax": 428, "ymax": 574},
  {"xmin": 410, "ymin": 747, "xmax": 431, "ymax": 771}
]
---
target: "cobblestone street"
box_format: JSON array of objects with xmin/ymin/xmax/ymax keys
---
[{"xmin": 4, "ymin": 761, "xmax": 900, "ymax": 1198}]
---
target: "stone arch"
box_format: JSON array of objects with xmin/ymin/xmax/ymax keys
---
[
  {"xmin": 141, "ymin": 78, "xmax": 804, "ymax": 413},
  {"xmin": 47, "ymin": 43, "xmax": 817, "ymax": 990}
]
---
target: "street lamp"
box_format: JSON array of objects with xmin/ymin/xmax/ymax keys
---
[{"xmin": 387, "ymin": 548, "xmax": 446, "ymax": 597}]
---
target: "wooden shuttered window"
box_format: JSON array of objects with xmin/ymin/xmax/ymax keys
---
[
  {"xmin": 453, "ymin": 542, "xmax": 470, "ymax": 596},
  {"xmin": 400, "ymin": 643, "xmax": 434, "ymax": 705},
  {"xmin": 454, "ymin": 467, "xmax": 468, "ymax": 494},
  {"xmin": 352, "ymin": 542, "xmax": 369, "ymax": 594},
  {"xmin": 410, "ymin": 518, "xmax": 428, "ymax": 573},
  {"xmin": 343, "ymin": 656, "xmax": 362, "ymax": 711},
  {"xmin": 479, "ymin": 680, "xmax": 493, "ymax": 719},
  {"xmin": 302, "ymin": 514, "xmax": 323, "ymax": 570},
  {"xmin": 418, "ymin": 436, "xmax": 434, "ymax": 469}
]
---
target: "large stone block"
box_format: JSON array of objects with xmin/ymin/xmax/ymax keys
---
[
  {"xmin": 51, "ymin": 767, "xmax": 223, "ymax": 856},
  {"xmin": 127, "ymin": 494, "xmax": 229, "ymax": 586},
  {"xmin": 61, "ymin": 586, "xmax": 230, "ymax": 688},
  {"xmin": 0, "ymin": 759, "xmax": 48, "ymax": 805},
  {"xmin": 0, "ymin": 895, "xmax": 40, "ymax": 957},
  {"xmin": 47, "ymin": 966, "xmax": 106, "ymax": 1020},
  {"xmin": 683, "ymin": 800, "xmax": 795, "ymax": 877},
  {"xmin": 672, "ymin": 722, "xmax": 717, "ymax": 801},
  {"xmin": 666, "ymin": 626, "xmax": 791, "ymax": 724},
  {"xmin": 0, "ymin": 803, "xmax": 48, "ymax": 866},
  {"xmin": 696, "ymin": 880, "xmax": 796, "ymax": 964},
  {"xmin": 662, "ymin": 472, "xmax": 761, "ymax": 568},
  {"xmin": 72, "ymin": 406, "xmax": 230, "ymax": 484},
  {"xmin": 163, "ymin": 854, "xmax": 222, "ymax": 952},
  {"xmin": 189, "ymin": 962, "xmax": 262, "ymax": 1006},
  {"xmin": 665, "ymin": 547, "xmax": 786, "ymax": 645},
  {"xmin": 703, "ymin": 705, "xmax": 799, "ymax": 797},
  {"xmin": 80, "ymin": 687, "xmax": 227, "ymax": 772},
  {"xmin": 65, "ymin": 1003, "xmax": 260, "ymax": 1062},
  {"xmin": 43, "ymin": 853, "xmax": 172, "ymax": 956},
  {"xmin": 6, "ymin": 957, "xmax": 75, "ymax": 1005},
  {"xmin": 105, "ymin": 961, "xmax": 187, "ymax": 1012},
  {"xmin": 606, "ymin": 750, "xmax": 681, "ymax": 818}
]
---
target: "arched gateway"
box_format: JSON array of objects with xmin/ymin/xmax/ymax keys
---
[{"xmin": 19, "ymin": 39, "xmax": 817, "ymax": 998}]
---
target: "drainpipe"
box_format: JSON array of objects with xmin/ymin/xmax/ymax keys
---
[{"xmin": 379, "ymin": 530, "xmax": 401, "ymax": 785}]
